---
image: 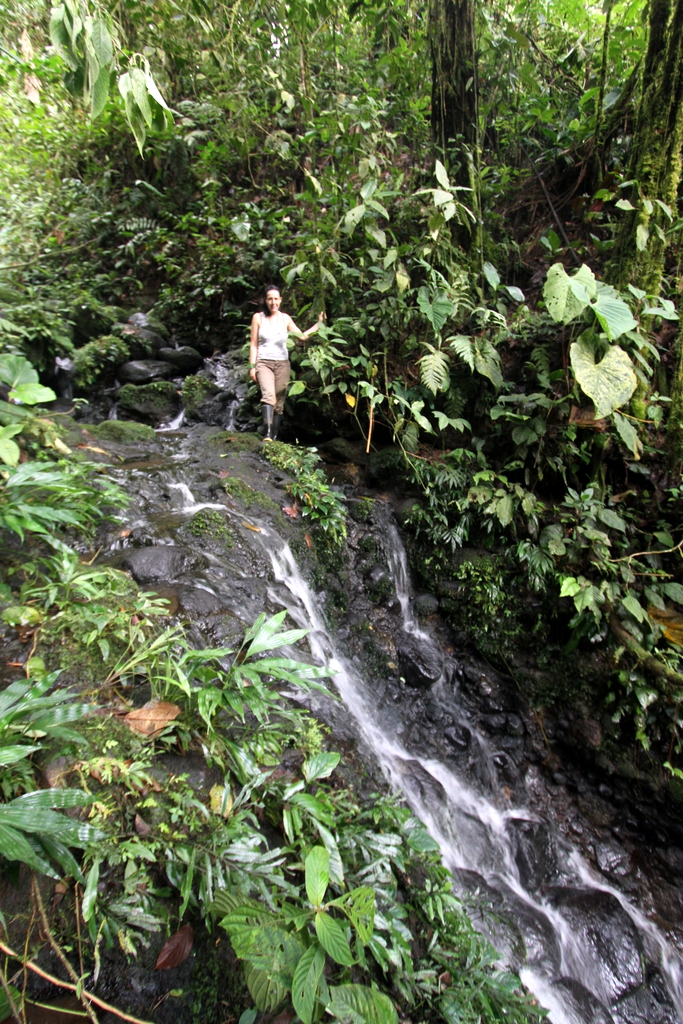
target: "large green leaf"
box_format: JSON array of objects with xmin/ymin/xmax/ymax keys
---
[
  {"xmin": 417, "ymin": 288, "xmax": 453, "ymax": 332},
  {"xmin": 328, "ymin": 887, "xmax": 375, "ymax": 944},
  {"xmin": 344, "ymin": 204, "xmax": 366, "ymax": 234},
  {"xmin": 315, "ymin": 911, "xmax": 354, "ymax": 965},
  {"xmin": 305, "ymin": 845, "xmax": 330, "ymax": 905},
  {"xmin": 0, "ymin": 355, "xmax": 39, "ymax": 389},
  {"xmin": 570, "ymin": 338, "xmax": 637, "ymax": 418},
  {"xmin": 244, "ymin": 961, "xmax": 288, "ymax": 1013},
  {"xmin": 591, "ymin": 284, "xmax": 638, "ymax": 340},
  {"xmin": 328, "ymin": 985, "xmax": 398, "ymax": 1024},
  {"xmin": 292, "ymin": 943, "xmax": 326, "ymax": 1024},
  {"xmin": 303, "ymin": 752, "xmax": 340, "ymax": 783},
  {"xmin": 543, "ymin": 263, "xmax": 596, "ymax": 324}
]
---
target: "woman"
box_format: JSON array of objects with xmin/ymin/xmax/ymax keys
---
[{"xmin": 249, "ymin": 285, "xmax": 324, "ymax": 440}]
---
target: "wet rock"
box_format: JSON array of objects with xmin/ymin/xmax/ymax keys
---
[
  {"xmin": 116, "ymin": 545, "xmax": 200, "ymax": 583},
  {"xmin": 175, "ymin": 586, "xmax": 230, "ymax": 617},
  {"xmin": 572, "ymin": 717, "xmax": 604, "ymax": 748},
  {"xmin": 157, "ymin": 752, "xmax": 222, "ymax": 794},
  {"xmin": 117, "ymin": 360, "xmax": 176, "ymax": 384},
  {"xmin": 366, "ymin": 564, "xmax": 389, "ymax": 585},
  {"xmin": 502, "ymin": 893, "xmax": 562, "ymax": 972},
  {"xmin": 482, "ymin": 713, "xmax": 507, "ymax": 732},
  {"xmin": 397, "ymin": 630, "xmax": 444, "ymax": 687},
  {"xmin": 596, "ymin": 840, "xmax": 631, "ymax": 877},
  {"xmin": 550, "ymin": 978, "xmax": 615, "ymax": 1024},
  {"xmin": 547, "ymin": 887, "xmax": 644, "ymax": 1003},
  {"xmin": 444, "ymin": 722, "xmax": 472, "ymax": 750},
  {"xmin": 506, "ymin": 819, "xmax": 561, "ymax": 891},
  {"xmin": 664, "ymin": 846, "xmax": 683, "ymax": 873},
  {"xmin": 158, "ymin": 346, "xmax": 203, "ymax": 373},
  {"xmin": 412, "ymin": 593, "xmax": 439, "ymax": 617},
  {"xmin": 507, "ymin": 713, "xmax": 524, "ymax": 735},
  {"xmin": 118, "ymin": 381, "xmax": 181, "ymax": 425},
  {"xmin": 610, "ymin": 970, "xmax": 680, "ymax": 1024}
]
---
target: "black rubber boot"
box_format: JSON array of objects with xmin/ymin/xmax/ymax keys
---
[
  {"xmin": 272, "ymin": 412, "xmax": 281, "ymax": 440},
  {"xmin": 261, "ymin": 403, "xmax": 275, "ymax": 440}
]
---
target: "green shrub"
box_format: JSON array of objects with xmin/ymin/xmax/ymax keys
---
[{"xmin": 73, "ymin": 335, "xmax": 130, "ymax": 388}]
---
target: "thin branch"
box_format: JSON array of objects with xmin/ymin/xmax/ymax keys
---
[
  {"xmin": 0, "ymin": 964, "xmax": 23, "ymax": 1024},
  {"xmin": 0, "ymin": 940, "xmax": 155, "ymax": 1024},
  {"xmin": 30, "ymin": 877, "xmax": 99, "ymax": 1024},
  {"xmin": 526, "ymin": 151, "xmax": 582, "ymax": 265},
  {"xmin": 609, "ymin": 611, "xmax": 683, "ymax": 693}
]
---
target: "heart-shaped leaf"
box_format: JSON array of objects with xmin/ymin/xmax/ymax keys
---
[{"xmin": 570, "ymin": 338, "xmax": 637, "ymax": 418}]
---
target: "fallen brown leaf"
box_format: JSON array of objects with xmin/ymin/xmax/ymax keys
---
[
  {"xmin": 304, "ymin": 533, "xmax": 313, "ymax": 548},
  {"xmin": 76, "ymin": 444, "xmax": 112, "ymax": 456},
  {"xmin": 242, "ymin": 522, "xmax": 262, "ymax": 532},
  {"xmin": 649, "ymin": 605, "xmax": 683, "ymax": 647},
  {"xmin": 283, "ymin": 505, "xmax": 299, "ymax": 518},
  {"xmin": 568, "ymin": 406, "xmax": 607, "ymax": 431},
  {"xmin": 123, "ymin": 700, "xmax": 181, "ymax": 738},
  {"xmin": 155, "ymin": 924, "xmax": 194, "ymax": 970},
  {"xmin": 135, "ymin": 813, "xmax": 152, "ymax": 836},
  {"xmin": 218, "ymin": 470, "xmax": 229, "ymax": 478},
  {"xmin": 119, "ymin": 529, "xmax": 132, "ymax": 538}
]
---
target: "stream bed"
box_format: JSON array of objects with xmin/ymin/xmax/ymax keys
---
[{"xmin": 62, "ymin": 416, "xmax": 683, "ymax": 1024}]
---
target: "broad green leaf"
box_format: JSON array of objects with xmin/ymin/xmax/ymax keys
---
[
  {"xmin": 315, "ymin": 911, "xmax": 354, "ymax": 965},
  {"xmin": 9, "ymin": 383, "xmax": 57, "ymax": 405},
  {"xmin": 559, "ymin": 577, "xmax": 581, "ymax": 598},
  {"xmin": 365, "ymin": 222, "xmax": 386, "ymax": 248},
  {"xmin": 417, "ymin": 288, "xmax": 453, "ymax": 332},
  {"xmin": 495, "ymin": 493, "xmax": 514, "ymax": 527},
  {"xmin": 570, "ymin": 338, "xmax": 637, "ymax": 418},
  {"xmin": 636, "ymin": 223, "xmax": 649, "ymax": 251},
  {"xmin": 622, "ymin": 593, "xmax": 648, "ymax": 623},
  {"xmin": 663, "ymin": 583, "xmax": 683, "ymax": 605},
  {"xmin": 483, "ymin": 261, "xmax": 500, "ymax": 290},
  {"xmin": 434, "ymin": 159, "xmax": 450, "ymax": 190},
  {"xmin": 543, "ymin": 263, "xmax": 596, "ymax": 324},
  {"xmin": 302, "ymin": 751, "xmax": 340, "ymax": 783},
  {"xmin": 315, "ymin": 822, "xmax": 344, "ymax": 884},
  {"xmin": 591, "ymin": 285, "xmax": 638, "ymax": 340},
  {"xmin": 613, "ymin": 410, "xmax": 642, "ymax": 458},
  {"xmin": 328, "ymin": 984, "xmax": 398, "ymax": 1024},
  {"xmin": 433, "ymin": 188, "xmax": 453, "ymax": 206},
  {"xmin": 328, "ymin": 887, "xmax": 375, "ymax": 944},
  {"xmin": 244, "ymin": 961, "xmax": 288, "ymax": 1012},
  {"xmin": 288, "ymin": 380, "xmax": 306, "ymax": 396},
  {"xmin": 292, "ymin": 943, "xmax": 326, "ymax": 1024},
  {"xmin": 395, "ymin": 264, "xmax": 410, "ymax": 293},
  {"xmin": 597, "ymin": 508, "xmax": 626, "ymax": 532},
  {"xmin": 82, "ymin": 859, "xmax": 101, "ymax": 921},
  {"xmin": 0, "ymin": 355, "xmax": 39, "ymax": 389},
  {"xmin": 344, "ymin": 204, "xmax": 366, "ymax": 234},
  {"xmin": 89, "ymin": 19, "xmax": 113, "ymax": 65},
  {"xmin": 305, "ymin": 845, "xmax": 330, "ymax": 905},
  {"xmin": 91, "ymin": 63, "xmax": 111, "ymax": 118},
  {"xmin": 0, "ymin": 438, "xmax": 20, "ymax": 467}
]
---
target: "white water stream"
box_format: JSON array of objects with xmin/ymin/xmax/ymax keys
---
[
  {"xmin": 116, "ymin": 457, "xmax": 683, "ymax": 1024},
  {"xmin": 246, "ymin": 520, "xmax": 683, "ymax": 1024}
]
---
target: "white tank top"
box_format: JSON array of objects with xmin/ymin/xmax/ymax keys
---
[{"xmin": 257, "ymin": 312, "xmax": 289, "ymax": 361}]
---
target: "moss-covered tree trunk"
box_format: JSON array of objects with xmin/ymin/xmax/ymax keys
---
[
  {"xmin": 607, "ymin": 0, "xmax": 683, "ymax": 295},
  {"xmin": 604, "ymin": 0, "xmax": 683, "ymax": 455},
  {"xmin": 429, "ymin": 0, "xmax": 477, "ymax": 176}
]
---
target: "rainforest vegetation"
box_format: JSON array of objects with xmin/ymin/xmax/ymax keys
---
[{"xmin": 2, "ymin": 0, "xmax": 683, "ymax": 1020}]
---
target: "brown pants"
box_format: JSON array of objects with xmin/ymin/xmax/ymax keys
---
[{"xmin": 256, "ymin": 359, "xmax": 290, "ymax": 414}]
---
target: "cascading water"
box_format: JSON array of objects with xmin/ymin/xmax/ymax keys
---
[{"xmin": 106, "ymin": 442, "xmax": 683, "ymax": 1024}]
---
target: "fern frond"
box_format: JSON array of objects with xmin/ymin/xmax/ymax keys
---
[
  {"xmin": 473, "ymin": 338, "xmax": 503, "ymax": 390},
  {"xmin": 448, "ymin": 334, "xmax": 475, "ymax": 371},
  {"xmin": 419, "ymin": 345, "xmax": 451, "ymax": 394}
]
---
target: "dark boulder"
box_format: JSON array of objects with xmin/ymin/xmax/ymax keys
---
[
  {"xmin": 505, "ymin": 818, "xmax": 562, "ymax": 892},
  {"xmin": 117, "ymin": 382, "xmax": 181, "ymax": 425},
  {"xmin": 397, "ymin": 630, "xmax": 443, "ymax": 687},
  {"xmin": 412, "ymin": 593, "xmax": 439, "ymax": 617},
  {"xmin": 116, "ymin": 545, "xmax": 201, "ymax": 583},
  {"xmin": 117, "ymin": 360, "xmax": 176, "ymax": 385},
  {"xmin": 158, "ymin": 346, "xmax": 203, "ymax": 374},
  {"xmin": 547, "ymin": 887, "xmax": 643, "ymax": 1003}
]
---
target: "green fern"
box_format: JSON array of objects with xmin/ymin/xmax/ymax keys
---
[
  {"xmin": 448, "ymin": 334, "xmax": 475, "ymax": 371},
  {"xmin": 419, "ymin": 344, "xmax": 451, "ymax": 393}
]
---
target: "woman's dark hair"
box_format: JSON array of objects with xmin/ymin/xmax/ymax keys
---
[{"xmin": 262, "ymin": 284, "xmax": 282, "ymax": 316}]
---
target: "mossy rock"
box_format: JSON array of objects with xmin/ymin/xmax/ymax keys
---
[
  {"xmin": 118, "ymin": 381, "xmax": 180, "ymax": 425},
  {"xmin": 207, "ymin": 431, "xmax": 262, "ymax": 453},
  {"xmin": 73, "ymin": 334, "xmax": 131, "ymax": 389},
  {"xmin": 182, "ymin": 375, "xmax": 219, "ymax": 416},
  {"xmin": 88, "ymin": 420, "xmax": 157, "ymax": 444},
  {"xmin": 223, "ymin": 476, "xmax": 279, "ymax": 513},
  {"xmin": 187, "ymin": 508, "xmax": 233, "ymax": 544}
]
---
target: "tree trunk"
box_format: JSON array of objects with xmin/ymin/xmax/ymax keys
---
[
  {"xmin": 607, "ymin": 0, "xmax": 683, "ymax": 296},
  {"xmin": 429, "ymin": 0, "xmax": 477, "ymax": 168}
]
